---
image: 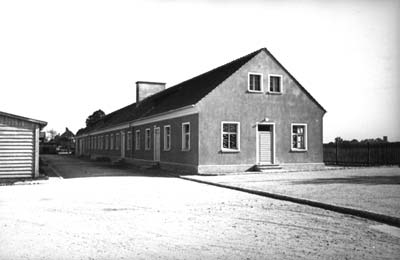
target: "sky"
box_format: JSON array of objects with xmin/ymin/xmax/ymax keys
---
[{"xmin": 0, "ymin": 0, "xmax": 399, "ymax": 142}]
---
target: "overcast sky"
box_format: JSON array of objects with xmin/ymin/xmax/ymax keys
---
[{"xmin": 1, "ymin": 0, "xmax": 399, "ymax": 142}]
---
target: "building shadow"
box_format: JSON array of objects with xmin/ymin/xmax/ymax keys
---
[
  {"xmin": 291, "ymin": 175, "xmax": 400, "ymax": 186},
  {"xmin": 41, "ymin": 154, "xmax": 180, "ymax": 179}
]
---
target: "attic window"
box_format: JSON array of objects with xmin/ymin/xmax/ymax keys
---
[
  {"xmin": 248, "ymin": 73, "xmax": 263, "ymax": 92},
  {"xmin": 269, "ymin": 74, "xmax": 282, "ymax": 93}
]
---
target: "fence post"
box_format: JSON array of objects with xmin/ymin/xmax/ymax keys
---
[{"xmin": 367, "ymin": 142, "xmax": 370, "ymax": 166}]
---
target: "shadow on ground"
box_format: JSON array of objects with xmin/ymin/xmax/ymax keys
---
[
  {"xmin": 42, "ymin": 155, "xmax": 180, "ymax": 179},
  {"xmin": 291, "ymin": 175, "xmax": 400, "ymax": 185}
]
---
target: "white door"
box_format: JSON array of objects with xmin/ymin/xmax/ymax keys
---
[
  {"xmin": 121, "ymin": 132, "xmax": 125, "ymax": 158},
  {"xmin": 154, "ymin": 127, "xmax": 160, "ymax": 162},
  {"xmin": 258, "ymin": 124, "xmax": 273, "ymax": 164}
]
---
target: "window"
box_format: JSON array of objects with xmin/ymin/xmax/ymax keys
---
[
  {"xmin": 221, "ymin": 122, "xmax": 240, "ymax": 152},
  {"xmin": 135, "ymin": 130, "xmax": 140, "ymax": 150},
  {"xmin": 182, "ymin": 122, "xmax": 190, "ymax": 151},
  {"xmin": 291, "ymin": 124, "xmax": 307, "ymax": 151},
  {"xmin": 145, "ymin": 128, "xmax": 151, "ymax": 150},
  {"xmin": 127, "ymin": 131, "xmax": 132, "ymax": 151},
  {"xmin": 110, "ymin": 134, "xmax": 114, "ymax": 150},
  {"xmin": 164, "ymin": 125, "xmax": 171, "ymax": 151},
  {"xmin": 248, "ymin": 73, "xmax": 263, "ymax": 92},
  {"xmin": 269, "ymin": 74, "xmax": 282, "ymax": 93},
  {"xmin": 105, "ymin": 135, "xmax": 109, "ymax": 150},
  {"xmin": 116, "ymin": 133, "xmax": 120, "ymax": 150}
]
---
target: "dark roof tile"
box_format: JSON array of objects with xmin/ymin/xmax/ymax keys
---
[{"xmin": 78, "ymin": 48, "xmax": 263, "ymax": 135}]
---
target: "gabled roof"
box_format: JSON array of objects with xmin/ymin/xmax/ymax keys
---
[
  {"xmin": 263, "ymin": 49, "xmax": 326, "ymax": 114},
  {"xmin": 77, "ymin": 48, "xmax": 263, "ymax": 135},
  {"xmin": 61, "ymin": 127, "xmax": 75, "ymax": 138},
  {"xmin": 0, "ymin": 111, "xmax": 47, "ymax": 128},
  {"xmin": 77, "ymin": 47, "xmax": 326, "ymax": 136}
]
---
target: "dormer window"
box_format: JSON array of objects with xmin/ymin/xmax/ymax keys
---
[
  {"xmin": 248, "ymin": 73, "xmax": 263, "ymax": 92},
  {"xmin": 269, "ymin": 74, "xmax": 282, "ymax": 93}
]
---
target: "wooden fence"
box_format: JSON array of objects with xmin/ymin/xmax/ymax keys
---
[{"xmin": 323, "ymin": 142, "xmax": 400, "ymax": 166}]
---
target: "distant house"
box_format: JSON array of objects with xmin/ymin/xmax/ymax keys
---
[
  {"xmin": 75, "ymin": 48, "xmax": 326, "ymax": 174},
  {"xmin": 0, "ymin": 111, "xmax": 47, "ymax": 178},
  {"xmin": 58, "ymin": 127, "xmax": 75, "ymax": 152}
]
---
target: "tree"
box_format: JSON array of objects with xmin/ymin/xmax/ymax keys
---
[
  {"xmin": 86, "ymin": 109, "xmax": 105, "ymax": 127},
  {"xmin": 334, "ymin": 137, "xmax": 343, "ymax": 144},
  {"xmin": 46, "ymin": 129, "xmax": 58, "ymax": 141}
]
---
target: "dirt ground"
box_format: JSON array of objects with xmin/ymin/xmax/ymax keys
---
[
  {"xmin": 187, "ymin": 167, "xmax": 400, "ymax": 218},
  {"xmin": 0, "ymin": 156, "xmax": 399, "ymax": 259}
]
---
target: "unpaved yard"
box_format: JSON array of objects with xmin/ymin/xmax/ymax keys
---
[
  {"xmin": 0, "ymin": 156, "xmax": 399, "ymax": 259},
  {"xmin": 187, "ymin": 167, "xmax": 400, "ymax": 218}
]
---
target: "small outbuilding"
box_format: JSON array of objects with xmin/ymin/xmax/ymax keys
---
[{"xmin": 0, "ymin": 111, "xmax": 47, "ymax": 178}]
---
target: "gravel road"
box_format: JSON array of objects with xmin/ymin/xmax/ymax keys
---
[{"xmin": 0, "ymin": 156, "xmax": 399, "ymax": 259}]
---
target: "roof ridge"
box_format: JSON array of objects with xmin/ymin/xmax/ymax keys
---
[
  {"xmin": 137, "ymin": 48, "xmax": 264, "ymax": 104},
  {"xmin": 77, "ymin": 48, "xmax": 267, "ymax": 135}
]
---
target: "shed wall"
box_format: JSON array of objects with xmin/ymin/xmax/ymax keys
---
[{"xmin": 0, "ymin": 115, "xmax": 38, "ymax": 178}]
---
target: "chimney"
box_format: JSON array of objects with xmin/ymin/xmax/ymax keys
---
[
  {"xmin": 136, "ymin": 81, "xmax": 166, "ymax": 104},
  {"xmin": 383, "ymin": 136, "xmax": 388, "ymax": 142}
]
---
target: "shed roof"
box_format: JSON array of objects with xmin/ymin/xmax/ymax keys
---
[
  {"xmin": 0, "ymin": 111, "xmax": 47, "ymax": 128},
  {"xmin": 77, "ymin": 47, "xmax": 325, "ymax": 136}
]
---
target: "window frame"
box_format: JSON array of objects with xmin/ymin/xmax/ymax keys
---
[
  {"xmin": 105, "ymin": 134, "xmax": 109, "ymax": 150},
  {"xmin": 135, "ymin": 130, "xmax": 140, "ymax": 150},
  {"xmin": 127, "ymin": 131, "xmax": 132, "ymax": 151},
  {"xmin": 221, "ymin": 121, "xmax": 240, "ymax": 152},
  {"xmin": 181, "ymin": 122, "xmax": 190, "ymax": 151},
  {"xmin": 163, "ymin": 125, "xmax": 171, "ymax": 151},
  {"xmin": 110, "ymin": 134, "xmax": 114, "ymax": 150},
  {"xmin": 268, "ymin": 74, "xmax": 283, "ymax": 94},
  {"xmin": 145, "ymin": 128, "xmax": 151, "ymax": 151},
  {"xmin": 248, "ymin": 72, "xmax": 263, "ymax": 93},
  {"xmin": 291, "ymin": 123, "xmax": 308, "ymax": 151},
  {"xmin": 115, "ymin": 133, "xmax": 120, "ymax": 150}
]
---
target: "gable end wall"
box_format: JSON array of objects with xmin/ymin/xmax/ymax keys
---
[{"xmin": 198, "ymin": 51, "xmax": 325, "ymax": 169}]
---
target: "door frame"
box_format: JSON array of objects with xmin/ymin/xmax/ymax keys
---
[
  {"xmin": 256, "ymin": 122, "xmax": 275, "ymax": 164},
  {"xmin": 153, "ymin": 126, "xmax": 161, "ymax": 162}
]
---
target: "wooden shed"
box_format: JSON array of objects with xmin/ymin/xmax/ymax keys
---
[{"xmin": 0, "ymin": 111, "xmax": 47, "ymax": 179}]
